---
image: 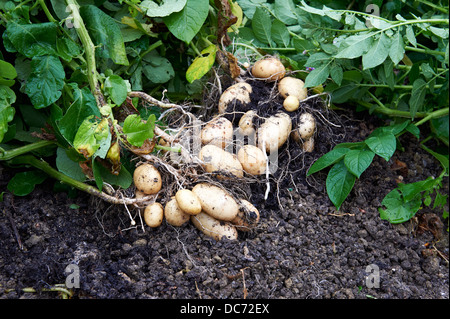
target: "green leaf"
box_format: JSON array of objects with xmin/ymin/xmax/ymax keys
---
[
  {"xmin": 379, "ymin": 188, "xmax": 422, "ymax": 224},
  {"xmin": 58, "ymin": 83, "xmax": 101, "ymax": 145},
  {"xmin": 73, "ymin": 117, "xmax": 110, "ymax": 158},
  {"xmin": 122, "ymin": 114, "xmax": 155, "ymax": 147},
  {"xmin": 344, "ymin": 148, "xmax": 375, "ymax": 178},
  {"xmin": 307, "ymin": 147, "xmax": 350, "ymax": 176},
  {"xmin": 0, "ymin": 60, "xmax": 17, "ymax": 84},
  {"xmin": 398, "ymin": 177, "xmax": 437, "ymax": 202},
  {"xmin": 55, "ymin": 147, "xmax": 86, "ymax": 182},
  {"xmin": 7, "ymin": 170, "xmax": 47, "ymax": 196},
  {"xmin": 104, "ymin": 75, "xmax": 128, "ymax": 106},
  {"xmin": 142, "ymin": 51, "xmax": 175, "ymax": 84},
  {"xmin": 389, "ymin": 30, "xmax": 405, "ymax": 65},
  {"xmin": 186, "ymin": 45, "xmax": 217, "ymax": 83},
  {"xmin": 409, "ymin": 78, "xmax": 427, "ymax": 120},
  {"xmin": 93, "ymin": 160, "xmax": 132, "ymax": 190},
  {"xmin": 305, "ymin": 52, "xmax": 331, "ymax": 68},
  {"xmin": 330, "ymin": 63, "xmax": 343, "ymax": 86},
  {"xmin": 365, "ymin": 130, "xmax": 396, "ymax": 161},
  {"xmin": 5, "ymin": 21, "xmax": 57, "ymax": 58},
  {"xmin": 405, "ymin": 25, "xmax": 416, "ymax": 47},
  {"xmin": 80, "ymin": 5, "xmax": 129, "ymax": 65},
  {"xmin": 304, "ymin": 63, "xmax": 330, "ymax": 87},
  {"xmin": 24, "ymin": 55, "xmax": 65, "ymax": 109},
  {"xmin": 335, "ymin": 32, "xmax": 375, "ymax": 59},
  {"xmin": 274, "ymin": 0, "xmax": 298, "ymax": 25},
  {"xmin": 141, "ymin": 0, "xmax": 187, "ymax": 17},
  {"xmin": 0, "ymin": 85, "xmax": 16, "ymax": 143},
  {"xmin": 362, "ymin": 32, "xmax": 391, "ymax": 70},
  {"xmin": 56, "ymin": 37, "xmax": 81, "ymax": 62},
  {"xmin": 252, "ymin": 7, "xmax": 272, "ymax": 45},
  {"xmin": 326, "ymin": 160, "xmax": 356, "ymax": 210},
  {"xmin": 163, "ymin": 0, "xmax": 209, "ymax": 43},
  {"xmin": 271, "ymin": 20, "xmax": 290, "ymax": 47}
]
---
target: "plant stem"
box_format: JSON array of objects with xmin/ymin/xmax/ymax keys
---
[
  {"xmin": 65, "ymin": 0, "xmax": 103, "ymax": 108},
  {"xmin": 7, "ymin": 155, "xmax": 148, "ymax": 205},
  {"xmin": 414, "ymin": 107, "xmax": 449, "ymax": 127},
  {"xmin": 405, "ymin": 46, "xmax": 446, "ymax": 57},
  {"xmin": 0, "ymin": 140, "xmax": 55, "ymax": 161},
  {"xmin": 357, "ymin": 83, "xmax": 444, "ymax": 90},
  {"xmin": 38, "ymin": 0, "xmax": 57, "ymax": 23}
]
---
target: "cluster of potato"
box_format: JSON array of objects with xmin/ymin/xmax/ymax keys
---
[{"xmin": 133, "ymin": 163, "xmax": 260, "ymax": 240}]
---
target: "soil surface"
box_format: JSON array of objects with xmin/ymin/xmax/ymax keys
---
[{"xmin": 0, "ymin": 109, "xmax": 448, "ymax": 300}]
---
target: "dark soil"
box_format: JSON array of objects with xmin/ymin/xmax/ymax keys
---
[{"xmin": 1, "ymin": 110, "xmax": 448, "ymax": 300}]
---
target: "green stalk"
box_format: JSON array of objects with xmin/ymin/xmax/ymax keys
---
[
  {"xmin": 65, "ymin": 0, "xmax": 103, "ymax": 108},
  {"xmin": 414, "ymin": 107, "xmax": 449, "ymax": 127},
  {"xmin": 7, "ymin": 155, "xmax": 146, "ymax": 205},
  {"xmin": 38, "ymin": 0, "xmax": 57, "ymax": 23},
  {"xmin": 0, "ymin": 140, "xmax": 55, "ymax": 161}
]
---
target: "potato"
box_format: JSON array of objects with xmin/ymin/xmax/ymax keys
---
[
  {"xmin": 278, "ymin": 77, "xmax": 307, "ymax": 101},
  {"xmin": 297, "ymin": 113, "xmax": 316, "ymax": 139},
  {"xmin": 198, "ymin": 144, "xmax": 244, "ymax": 178},
  {"xmin": 201, "ymin": 117, "xmax": 233, "ymax": 149},
  {"xmin": 164, "ymin": 198, "xmax": 190, "ymax": 226},
  {"xmin": 302, "ymin": 136, "xmax": 315, "ymax": 153},
  {"xmin": 191, "ymin": 212, "xmax": 238, "ymax": 241},
  {"xmin": 218, "ymin": 82, "xmax": 252, "ymax": 114},
  {"xmin": 192, "ymin": 183, "xmax": 239, "ymax": 221},
  {"xmin": 257, "ymin": 112, "xmax": 292, "ymax": 152},
  {"xmin": 175, "ymin": 189, "xmax": 202, "ymax": 215},
  {"xmin": 237, "ymin": 145, "xmax": 266, "ymax": 175},
  {"xmin": 144, "ymin": 202, "xmax": 164, "ymax": 227},
  {"xmin": 231, "ymin": 199, "xmax": 260, "ymax": 232},
  {"xmin": 133, "ymin": 163, "xmax": 162, "ymax": 195},
  {"xmin": 251, "ymin": 57, "xmax": 286, "ymax": 81},
  {"xmin": 283, "ymin": 95, "xmax": 300, "ymax": 112},
  {"xmin": 237, "ymin": 110, "xmax": 256, "ymax": 136}
]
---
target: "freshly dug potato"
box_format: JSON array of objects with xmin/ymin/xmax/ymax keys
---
[
  {"xmin": 164, "ymin": 198, "xmax": 190, "ymax": 226},
  {"xmin": 251, "ymin": 57, "xmax": 286, "ymax": 81},
  {"xmin": 192, "ymin": 183, "xmax": 239, "ymax": 221},
  {"xmin": 237, "ymin": 110, "xmax": 256, "ymax": 136},
  {"xmin": 297, "ymin": 112, "xmax": 316, "ymax": 139},
  {"xmin": 283, "ymin": 95, "xmax": 300, "ymax": 112},
  {"xmin": 198, "ymin": 144, "xmax": 244, "ymax": 178},
  {"xmin": 237, "ymin": 145, "xmax": 266, "ymax": 175},
  {"xmin": 191, "ymin": 212, "xmax": 238, "ymax": 241},
  {"xmin": 175, "ymin": 189, "xmax": 202, "ymax": 215},
  {"xmin": 144, "ymin": 202, "xmax": 164, "ymax": 228},
  {"xmin": 201, "ymin": 117, "xmax": 233, "ymax": 148},
  {"xmin": 133, "ymin": 163, "xmax": 162, "ymax": 195},
  {"xmin": 302, "ymin": 136, "xmax": 315, "ymax": 153},
  {"xmin": 278, "ymin": 77, "xmax": 307, "ymax": 101},
  {"xmin": 218, "ymin": 82, "xmax": 252, "ymax": 114},
  {"xmin": 257, "ymin": 112, "xmax": 292, "ymax": 153},
  {"xmin": 231, "ymin": 199, "xmax": 260, "ymax": 232}
]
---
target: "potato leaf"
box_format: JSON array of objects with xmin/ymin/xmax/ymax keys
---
[
  {"xmin": 80, "ymin": 5, "xmax": 129, "ymax": 66},
  {"xmin": 163, "ymin": 0, "xmax": 209, "ymax": 43},
  {"xmin": 7, "ymin": 170, "xmax": 47, "ymax": 196},
  {"xmin": 252, "ymin": 7, "xmax": 272, "ymax": 45},
  {"xmin": 379, "ymin": 189, "xmax": 422, "ymax": 224},
  {"xmin": 104, "ymin": 75, "xmax": 128, "ymax": 106},
  {"xmin": 141, "ymin": 0, "xmax": 187, "ymax": 17},
  {"xmin": 186, "ymin": 45, "xmax": 217, "ymax": 83},
  {"xmin": 122, "ymin": 114, "xmax": 155, "ymax": 147},
  {"xmin": 364, "ymin": 130, "xmax": 396, "ymax": 161},
  {"xmin": 5, "ymin": 21, "xmax": 57, "ymax": 58},
  {"xmin": 343, "ymin": 148, "xmax": 375, "ymax": 178},
  {"xmin": 326, "ymin": 160, "xmax": 356, "ymax": 210},
  {"xmin": 24, "ymin": 55, "xmax": 65, "ymax": 109},
  {"xmin": 0, "ymin": 85, "xmax": 16, "ymax": 143},
  {"xmin": 307, "ymin": 147, "xmax": 350, "ymax": 176},
  {"xmin": 362, "ymin": 32, "xmax": 391, "ymax": 70}
]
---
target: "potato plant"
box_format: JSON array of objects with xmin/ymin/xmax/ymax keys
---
[{"xmin": 0, "ymin": 0, "xmax": 448, "ymax": 239}]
